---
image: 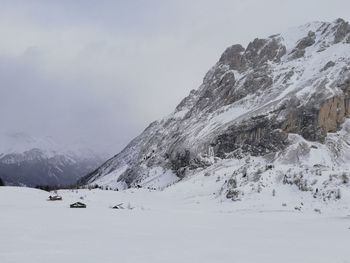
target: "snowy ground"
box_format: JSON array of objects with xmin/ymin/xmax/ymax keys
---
[{"xmin": 1, "ymin": 185, "xmax": 350, "ymax": 263}]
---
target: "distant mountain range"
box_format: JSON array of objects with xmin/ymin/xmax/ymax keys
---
[{"xmin": 0, "ymin": 133, "xmax": 104, "ymax": 187}]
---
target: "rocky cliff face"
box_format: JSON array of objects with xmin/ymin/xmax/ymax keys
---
[{"xmin": 80, "ymin": 19, "xmax": 350, "ymax": 200}]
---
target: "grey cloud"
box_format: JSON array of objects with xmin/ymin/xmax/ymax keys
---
[{"xmin": 0, "ymin": 0, "xmax": 350, "ymax": 154}]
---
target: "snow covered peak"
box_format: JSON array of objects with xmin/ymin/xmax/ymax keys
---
[
  {"xmin": 81, "ymin": 19, "xmax": 350, "ymax": 204},
  {"xmin": 276, "ymin": 18, "xmax": 350, "ymax": 53},
  {"xmin": 277, "ymin": 21, "xmax": 326, "ymax": 52}
]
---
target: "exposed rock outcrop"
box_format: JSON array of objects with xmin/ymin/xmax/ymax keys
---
[
  {"xmin": 219, "ymin": 44, "xmax": 245, "ymax": 71},
  {"xmin": 290, "ymin": 31, "xmax": 316, "ymax": 59},
  {"xmin": 333, "ymin": 18, "xmax": 350, "ymax": 43}
]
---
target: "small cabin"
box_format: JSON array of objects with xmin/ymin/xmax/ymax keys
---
[
  {"xmin": 112, "ymin": 203, "xmax": 124, "ymax": 209},
  {"xmin": 48, "ymin": 195, "xmax": 63, "ymax": 201},
  {"xmin": 70, "ymin": 202, "xmax": 87, "ymax": 208}
]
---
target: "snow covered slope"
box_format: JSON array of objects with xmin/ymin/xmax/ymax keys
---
[
  {"xmin": 81, "ymin": 19, "xmax": 350, "ymax": 203},
  {"xmin": 0, "ymin": 133, "xmax": 103, "ymax": 186}
]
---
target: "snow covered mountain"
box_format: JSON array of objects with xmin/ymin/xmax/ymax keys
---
[
  {"xmin": 80, "ymin": 18, "xmax": 350, "ymax": 202},
  {"xmin": 0, "ymin": 133, "xmax": 103, "ymax": 187}
]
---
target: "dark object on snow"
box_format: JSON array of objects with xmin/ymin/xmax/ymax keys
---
[
  {"xmin": 48, "ymin": 195, "xmax": 63, "ymax": 201},
  {"xmin": 0, "ymin": 177, "xmax": 4, "ymax": 186},
  {"xmin": 266, "ymin": 164, "xmax": 274, "ymax": 170},
  {"xmin": 70, "ymin": 202, "xmax": 86, "ymax": 208},
  {"xmin": 112, "ymin": 203, "xmax": 124, "ymax": 209},
  {"xmin": 294, "ymin": 206, "xmax": 302, "ymax": 211}
]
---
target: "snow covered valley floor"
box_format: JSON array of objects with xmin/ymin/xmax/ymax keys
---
[{"xmin": 1, "ymin": 185, "xmax": 350, "ymax": 263}]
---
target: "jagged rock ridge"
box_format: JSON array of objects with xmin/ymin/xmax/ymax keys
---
[{"xmin": 80, "ymin": 19, "xmax": 350, "ymax": 200}]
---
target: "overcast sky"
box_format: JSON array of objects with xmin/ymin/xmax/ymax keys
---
[{"xmin": 1, "ymin": 0, "xmax": 350, "ymax": 155}]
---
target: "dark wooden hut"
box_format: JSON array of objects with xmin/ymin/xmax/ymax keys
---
[
  {"xmin": 70, "ymin": 202, "xmax": 86, "ymax": 208},
  {"xmin": 48, "ymin": 195, "xmax": 63, "ymax": 201}
]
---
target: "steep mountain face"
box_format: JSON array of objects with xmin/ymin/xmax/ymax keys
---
[
  {"xmin": 81, "ymin": 19, "xmax": 350, "ymax": 200},
  {"xmin": 0, "ymin": 133, "xmax": 103, "ymax": 187}
]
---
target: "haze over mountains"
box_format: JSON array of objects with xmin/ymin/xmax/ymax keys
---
[{"xmin": 0, "ymin": 132, "xmax": 104, "ymax": 186}]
